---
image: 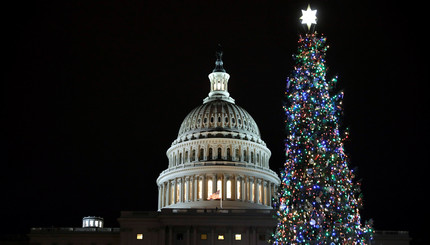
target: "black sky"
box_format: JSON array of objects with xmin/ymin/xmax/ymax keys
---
[{"xmin": 4, "ymin": 0, "xmax": 426, "ymax": 243}]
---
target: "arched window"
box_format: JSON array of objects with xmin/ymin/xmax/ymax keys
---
[
  {"xmin": 227, "ymin": 148, "xmax": 231, "ymax": 160},
  {"xmin": 251, "ymin": 152, "xmax": 254, "ymax": 163},
  {"xmin": 191, "ymin": 149, "xmax": 196, "ymax": 162},
  {"xmin": 185, "ymin": 151, "xmax": 189, "ymax": 163},
  {"xmin": 217, "ymin": 147, "xmax": 222, "ymax": 160},
  {"xmin": 236, "ymin": 149, "xmax": 240, "ymax": 161},
  {"xmin": 243, "ymin": 150, "xmax": 247, "ymax": 162},
  {"xmin": 208, "ymin": 148, "xmax": 213, "ymax": 160},
  {"xmin": 199, "ymin": 149, "xmax": 204, "ymax": 161},
  {"xmin": 179, "ymin": 153, "xmax": 182, "ymax": 164}
]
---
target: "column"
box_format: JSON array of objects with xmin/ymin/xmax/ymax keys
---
[
  {"xmin": 252, "ymin": 227, "xmax": 257, "ymax": 245},
  {"xmin": 241, "ymin": 176, "xmax": 245, "ymax": 201},
  {"xmin": 193, "ymin": 175, "xmax": 198, "ymax": 201},
  {"xmin": 193, "ymin": 226, "xmax": 197, "ymax": 245},
  {"xmin": 249, "ymin": 177, "xmax": 254, "ymax": 202},
  {"xmin": 222, "ymin": 174, "xmax": 227, "ymax": 200},
  {"xmin": 255, "ymin": 179, "xmax": 260, "ymax": 204},
  {"xmin": 158, "ymin": 185, "xmax": 161, "ymax": 210},
  {"xmin": 178, "ymin": 178, "xmax": 183, "ymax": 203},
  {"xmin": 185, "ymin": 176, "xmax": 190, "ymax": 202},
  {"xmin": 233, "ymin": 175, "xmax": 237, "ymax": 201},
  {"xmin": 163, "ymin": 182, "xmax": 167, "ymax": 207},
  {"xmin": 167, "ymin": 181, "xmax": 171, "ymax": 205},
  {"xmin": 168, "ymin": 226, "xmax": 173, "ymax": 245},
  {"xmin": 244, "ymin": 176, "xmax": 249, "ymax": 202},
  {"xmin": 186, "ymin": 226, "xmax": 191, "ymax": 245},
  {"xmin": 173, "ymin": 179, "xmax": 177, "ymax": 204},
  {"xmin": 203, "ymin": 175, "xmax": 207, "ymax": 200},
  {"xmin": 228, "ymin": 227, "xmax": 232, "ymax": 245}
]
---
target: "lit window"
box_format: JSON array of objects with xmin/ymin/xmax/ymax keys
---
[
  {"xmin": 184, "ymin": 183, "xmax": 188, "ymax": 201},
  {"xmin": 235, "ymin": 234, "xmax": 242, "ymax": 240},
  {"xmin": 176, "ymin": 183, "xmax": 180, "ymax": 203},
  {"xmin": 136, "ymin": 234, "xmax": 143, "ymax": 240},
  {"xmin": 251, "ymin": 183, "xmax": 255, "ymax": 201},
  {"xmin": 207, "ymin": 179, "xmax": 213, "ymax": 199},
  {"xmin": 198, "ymin": 179, "xmax": 203, "ymax": 199},
  {"xmin": 217, "ymin": 179, "xmax": 222, "ymax": 196},
  {"xmin": 236, "ymin": 180, "xmax": 241, "ymax": 199},
  {"xmin": 200, "ymin": 234, "xmax": 207, "ymax": 240},
  {"xmin": 259, "ymin": 183, "xmax": 263, "ymax": 203},
  {"xmin": 95, "ymin": 221, "xmax": 99, "ymax": 227},
  {"xmin": 226, "ymin": 180, "xmax": 231, "ymax": 199},
  {"xmin": 218, "ymin": 234, "xmax": 224, "ymax": 240}
]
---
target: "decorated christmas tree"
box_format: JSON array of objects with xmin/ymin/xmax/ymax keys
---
[{"xmin": 272, "ymin": 6, "xmax": 374, "ymax": 244}]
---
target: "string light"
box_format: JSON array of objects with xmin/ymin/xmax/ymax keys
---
[{"xmin": 271, "ymin": 33, "xmax": 374, "ymax": 244}]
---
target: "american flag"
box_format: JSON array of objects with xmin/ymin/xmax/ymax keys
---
[{"xmin": 207, "ymin": 190, "xmax": 221, "ymax": 200}]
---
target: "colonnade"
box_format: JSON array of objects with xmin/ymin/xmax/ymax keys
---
[
  {"xmin": 158, "ymin": 173, "xmax": 276, "ymax": 210},
  {"xmin": 167, "ymin": 139, "xmax": 270, "ymax": 169}
]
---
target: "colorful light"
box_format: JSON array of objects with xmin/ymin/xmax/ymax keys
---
[{"xmin": 271, "ymin": 33, "xmax": 374, "ymax": 244}]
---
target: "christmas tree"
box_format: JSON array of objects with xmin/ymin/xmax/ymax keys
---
[{"xmin": 272, "ymin": 6, "xmax": 374, "ymax": 244}]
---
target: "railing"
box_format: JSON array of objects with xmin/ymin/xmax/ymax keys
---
[
  {"xmin": 160, "ymin": 161, "xmax": 273, "ymax": 176},
  {"xmin": 30, "ymin": 227, "xmax": 120, "ymax": 233}
]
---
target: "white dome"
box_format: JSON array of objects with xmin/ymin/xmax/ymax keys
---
[
  {"xmin": 156, "ymin": 51, "xmax": 280, "ymax": 211},
  {"xmin": 174, "ymin": 100, "xmax": 263, "ymax": 146}
]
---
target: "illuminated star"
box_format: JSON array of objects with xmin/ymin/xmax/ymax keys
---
[{"xmin": 300, "ymin": 4, "xmax": 317, "ymax": 30}]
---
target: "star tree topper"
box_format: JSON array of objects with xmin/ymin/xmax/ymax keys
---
[{"xmin": 300, "ymin": 4, "xmax": 317, "ymax": 30}]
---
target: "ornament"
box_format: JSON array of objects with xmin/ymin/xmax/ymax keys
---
[
  {"xmin": 309, "ymin": 158, "xmax": 315, "ymax": 165},
  {"xmin": 310, "ymin": 219, "xmax": 316, "ymax": 226},
  {"xmin": 280, "ymin": 203, "xmax": 287, "ymax": 211},
  {"xmin": 316, "ymin": 197, "xmax": 321, "ymax": 203},
  {"xmin": 307, "ymin": 168, "xmax": 313, "ymax": 175}
]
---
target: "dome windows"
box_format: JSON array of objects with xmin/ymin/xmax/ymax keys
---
[{"xmin": 176, "ymin": 101, "xmax": 261, "ymax": 143}]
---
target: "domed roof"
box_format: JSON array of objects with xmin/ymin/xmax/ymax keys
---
[
  {"xmin": 171, "ymin": 48, "xmax": 265, "ymax": 146},
  {"xmin": 178, "ymin": 100, "xmax": 260, "ymax": 140}
]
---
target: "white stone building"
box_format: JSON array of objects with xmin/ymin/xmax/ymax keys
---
[{"xmin": 156, "ymin": 49, "xmax": 280, "ymax": 211}]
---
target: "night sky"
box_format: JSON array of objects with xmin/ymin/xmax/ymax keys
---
[{"xmin": 4, "ymin": 0, "xmax": 426, "ymax": 243}]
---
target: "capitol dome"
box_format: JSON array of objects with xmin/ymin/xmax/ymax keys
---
[
  {"xmin": 156, "ymin": 49, "xmax": 280, "ymax": 210},
  {"xmin": 174, "ymin": 100, "xmax": 263, "ymax": 145}
]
